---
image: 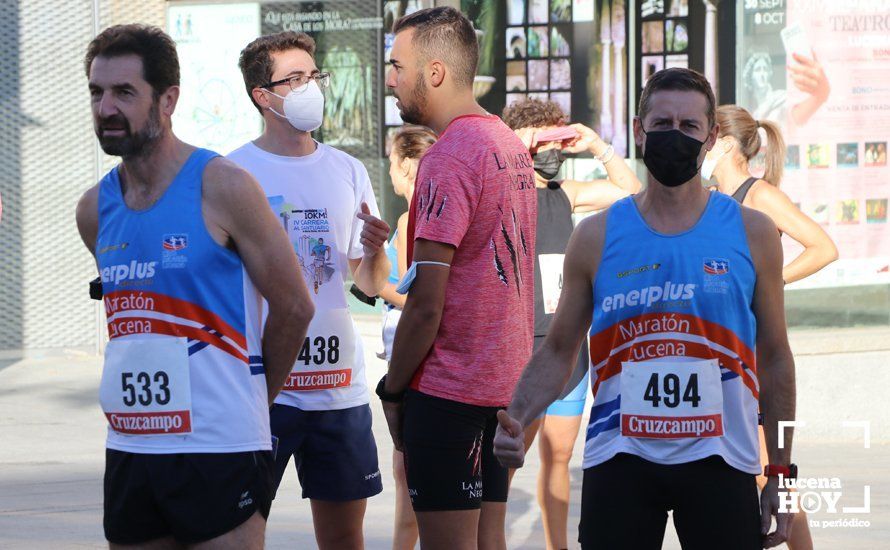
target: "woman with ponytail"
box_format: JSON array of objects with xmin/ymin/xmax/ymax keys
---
[
  {"xmin": 704, "ymin": 105, "xmax": 835, "ymax": 550},
  {"xmin": 377, "ymin": 125, "xmax": 437, "ymax": 550},
  {"xmin": 703, "ymin": 104, "xmax": 837, "ymax": 283}
]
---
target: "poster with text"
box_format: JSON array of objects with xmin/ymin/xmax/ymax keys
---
[
  {"xmin": 168, "ymin": 4, "xmax": 262, "ymax": 155},
  {"xmin": 737, "ymin": 0, "xmax": 890, "ymax": 289}
]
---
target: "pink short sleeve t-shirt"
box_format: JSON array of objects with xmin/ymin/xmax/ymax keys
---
[{"xmin": 407, "ymin": 114, "xmax": 537, "ymax": 407}]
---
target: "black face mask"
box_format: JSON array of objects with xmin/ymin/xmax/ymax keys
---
[
  {"xmin": 642, "ymin": 128, "xmax": 705, "ymax": 187},
  {"xmin": 533, "ymin": 148, "xmax": 565, "ymax": 181}
]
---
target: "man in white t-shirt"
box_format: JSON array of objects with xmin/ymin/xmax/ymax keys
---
[{"xmin": 229, "ymin": 31, "xmax": 391, "ymax": 550}]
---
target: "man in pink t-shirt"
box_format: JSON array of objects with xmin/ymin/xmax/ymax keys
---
[{"xmin": 376, "ymin": 7, "xmax": 536, "ymax": 548}]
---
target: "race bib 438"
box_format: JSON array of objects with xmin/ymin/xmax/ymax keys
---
[
  {"xmin": 619, "ymin": 359, "xmax": 724, "ymax": 439},
  {"xmin": 282, "ymin": 310, "xmax": 356, "ymax": 392}
]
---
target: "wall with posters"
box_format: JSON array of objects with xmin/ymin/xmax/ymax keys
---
[
  {"xmin": 461, "ymin": 0, "xmax": 630, "ymax": 158},
  {"xmin": 736, "ymin": 1, "xmax": 890, "ymax": 299}
]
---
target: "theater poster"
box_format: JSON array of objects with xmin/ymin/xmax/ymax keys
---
[{"xmin": 737, "ymin": 0, "xmax": 890, "ymax": 289}]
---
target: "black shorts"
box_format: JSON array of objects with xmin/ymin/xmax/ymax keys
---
[
  {"xmin": 579, "ymin": 453, "xmax": 761, "ymax": 550},
  {"xmin": 402, "ymin": 390, "xmax": 509, "ymax": 512},
  {"xmin": 270, "ymin": 403, "xmax": 382, "ymax": 501},
  {"xmin": 104, "ymin": 449, "xmax": 274, "ymax": 545}
]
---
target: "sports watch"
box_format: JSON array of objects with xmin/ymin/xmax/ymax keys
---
[
  {"xmin": 375, "ymin": 374, "xmax": 405, "ymax": 403},
  {"xmin": 763, "ymin": 463, "xmax": 798, "ymax": 479}
]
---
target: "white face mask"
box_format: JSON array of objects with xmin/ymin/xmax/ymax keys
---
[
  {"xmin": 266, "ymin": 80, "xmax": 325, "ymax": 132},
  {"xmin": 701, "ymin": 142, "xmax": 728, "ymax": 181}
]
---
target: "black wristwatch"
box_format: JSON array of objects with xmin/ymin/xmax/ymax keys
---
[{"xmin": 375, "ymin": 375, "xmax": 405, "ymax": 403}]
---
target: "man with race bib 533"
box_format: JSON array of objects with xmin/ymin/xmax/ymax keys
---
[
  {"xmin": 495, "ymin": 68, "xmax": 797, "ymax": 550},
  {"xmin": 77, "ymin": 25, "xmax": 314, "ymax": 547}
]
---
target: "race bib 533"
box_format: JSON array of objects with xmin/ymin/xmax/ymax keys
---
[{"xmin": 99, "ymin": 338, "xmax": 192, "ymax": 435}]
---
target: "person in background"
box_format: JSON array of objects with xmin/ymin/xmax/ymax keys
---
[
  {"xmin": 501, "ymin": 98, "xmax": 641, "ymax": 550},
  {"xmin": 377, "ymin": 125, "xmax": 438, "ymax": 550},
  {"xmin": 704, "ymin": 104, "xmax": 837, "ymax": 284}
]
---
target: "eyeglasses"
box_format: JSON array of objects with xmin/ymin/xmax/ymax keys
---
[{"xmin": 261, "ymin": 72, "xmax": 331, "ymax": 92}]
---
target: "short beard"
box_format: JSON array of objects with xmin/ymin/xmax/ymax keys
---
[
  {"xmin": 398, "ymin": 73, "xmax": 429, "ymax": 126},
  {"xmin": 96, "ymin": 101, "xmax": 164, "ymax": 159}
]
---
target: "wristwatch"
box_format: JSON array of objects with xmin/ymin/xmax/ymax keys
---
[
  {"xmin": 764, "ymin": 463, "xmax": 798, "ymax": 479},
  {"xmin": 375, "ymin": 374, "xmax": 405, "ymax": 403}
]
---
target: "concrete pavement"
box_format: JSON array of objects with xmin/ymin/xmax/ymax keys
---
[{"xmin": 1, "ymin": 316, "xmax": 888, "ymax": 548}]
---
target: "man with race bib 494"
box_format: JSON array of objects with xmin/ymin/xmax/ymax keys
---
[{"xmin": 494, "ymin": 68, "xmax": 797, "ymax": 550}]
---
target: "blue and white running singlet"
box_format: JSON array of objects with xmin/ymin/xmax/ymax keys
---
[
  {"xmin": 584, "ymin": 193, "xmax": 760, "ymax": 474},
  {"xmin": 96, "ymin": 149, "xmax": 269, "ymax": 454}
]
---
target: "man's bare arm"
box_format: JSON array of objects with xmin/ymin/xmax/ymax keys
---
[
  {"xmin": 349, "ymin": 252, "xmax": 391, "ymax": 297},
  {"xmin": 204, "ymin": 159, "xmax": 315, "ymax": 404},
  {"xmin": 385, "ymin": 238, "xmax": 454, "ymax": 393},
  {"xmin": 507, "ymin": 214, "xmax": 604, "ymax": 426},
  {"xmin": 564, "ymin": 178, "xmax": 633, "ymax": 213},
  {"xmin": 75, "ymin": 184, "xmax": 100, "ymax": 260},
  {"xmin": 744, "ymin": 207, "xmax": 796, "ymax": 465}
]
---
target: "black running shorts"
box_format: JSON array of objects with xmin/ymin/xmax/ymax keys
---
[
  {"xmin": 579, "ymin": 453, "xmax": 761, "ymax": 550},
  {"xmin": 402, "ymin": 390, "xmax": 509, "ymax": 512},
  {"xmin": 103, "ymin": 449, "xmax": 274, "ymax": 545}
]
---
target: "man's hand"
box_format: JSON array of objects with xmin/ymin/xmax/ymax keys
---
[
  {"xmin": 760, "ymin": 477, "xmax": 794, "ymax": 548},
  {"xmin": 356, "ymin": 202, "xmax": 390, "ymax": 257},
  {"xmin": 789, "ymin": 52, "xmax": 830, "ymax": 103},
  {"xmin": 493, "ymin": 409, "xmax": 526, "ymax": 468},
  {"xmin": 382, "ymin": 400, "xmax": 405, "ymax": 452}
]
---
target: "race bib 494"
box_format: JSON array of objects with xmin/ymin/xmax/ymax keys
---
[{"xmin": 619, "ymin": 359, "xmax": 724, "ymax": 439}]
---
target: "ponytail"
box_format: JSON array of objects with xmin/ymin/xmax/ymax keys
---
[
  {"xmin": 716, "ymin": 105, "xmax": 787, "ymax": 188},
  {"xmin": 758, "ymin": 119, "xmax": 785, "ymax": 188}
]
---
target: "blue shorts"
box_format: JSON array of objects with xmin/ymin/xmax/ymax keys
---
[
  {"xmin": 546, "ymin": 371, "xmax": 590, "ymax": 416},
  {"xmin": 535, "ymin": 335, "xmax": 590, "ymax": 418},
  {"xmin": 269, "ymin": 403, "xmax": 383, "ymax": 501}
]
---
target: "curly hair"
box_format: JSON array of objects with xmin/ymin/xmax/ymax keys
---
[{"xmin": 501, "ymin": 98, "xmax": 566, "ymax": 130}]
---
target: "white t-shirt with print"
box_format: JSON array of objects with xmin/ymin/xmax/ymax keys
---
[{"xmin": 228, "ymin": 141, "xmax": 378, "ymax": 411}]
